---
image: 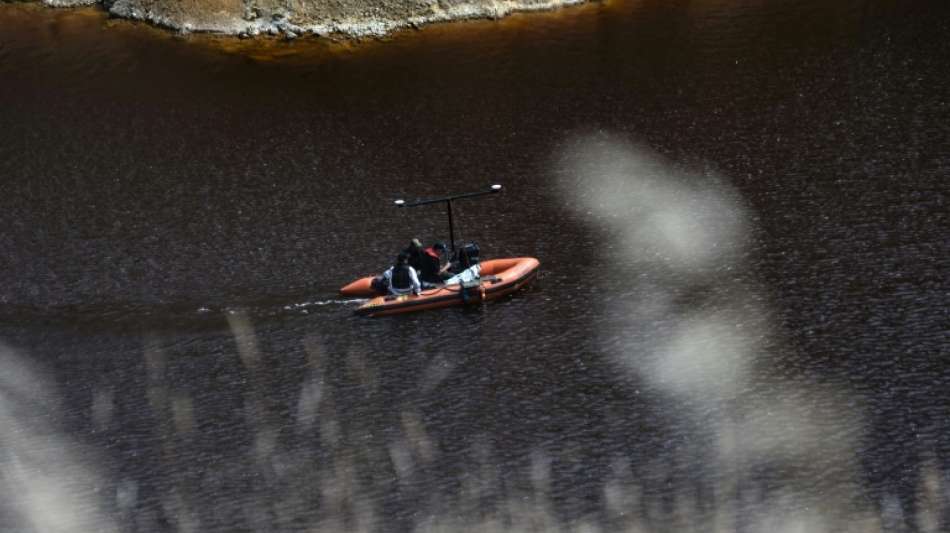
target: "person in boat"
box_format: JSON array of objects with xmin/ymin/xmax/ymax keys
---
[
  {"xmin": 382, "ymin": 252, "xmax": 421, "ymax": 296},
  {"xmin": 403, "ymin": 238, "xmax": 425, "ymax": 273},
  {"xmin": 418, "ymin": 241, "xmax": 450, "ymax": 286}
]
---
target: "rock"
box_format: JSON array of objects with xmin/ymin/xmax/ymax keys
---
[
  {"xmin": 43, "ymin": 0, "xmax": 98, "ymax": 6},
  {"xmin": 243, "ymin": 6, "xmax": 261, "ymax": 21}
]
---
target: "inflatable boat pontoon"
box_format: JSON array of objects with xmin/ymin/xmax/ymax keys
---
[
  {"xmin": 340, "ymin": 257, "xmax": 539, "ymax": 317},
  {"xmin": 339, "ymin": 184, "xmax": 539, "ymax": 316}
]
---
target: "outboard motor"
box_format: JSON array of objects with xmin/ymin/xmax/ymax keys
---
[
  {"xmin": 454, "ymin": 242, "xmax": 480, "ymax": 270},
  {"xmin": 450, "ymin": 242, "xmax": 482, "ymax": 304}
]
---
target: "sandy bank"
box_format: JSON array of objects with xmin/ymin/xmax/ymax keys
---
[{"xmin": 28, "ymin": 0, "xmax": 589, "ymax": 37}]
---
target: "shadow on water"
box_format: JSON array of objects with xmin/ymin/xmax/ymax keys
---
[{"xmin": 1, "ymin": 0, "xmax": 949, "ymax": 531}]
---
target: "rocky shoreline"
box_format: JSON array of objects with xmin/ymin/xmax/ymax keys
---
[{"xmin": 27, "ymin": 0, "xmax": 588, "ymax": 38}]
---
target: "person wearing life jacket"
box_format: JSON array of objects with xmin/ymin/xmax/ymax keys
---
[
  {"xmin": 418, "ymin": 242, "xmax": 450, "ymax": 285},
  {"xmin": 382, "ymin": 252, "xmax": 421, "ymax": 296}
]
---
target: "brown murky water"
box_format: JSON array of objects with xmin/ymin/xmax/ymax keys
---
[{"xmin": 1, "ymin": 1, "xmax": 948, "ymax": 531}]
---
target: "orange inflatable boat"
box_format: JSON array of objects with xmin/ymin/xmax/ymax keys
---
[{"xmin": 339, "ymin": 257, "xmax": 540, "ymax": 317}]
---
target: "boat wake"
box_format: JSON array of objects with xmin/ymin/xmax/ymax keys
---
[
  {"xmin": 279, "ymin": 298, "xmax": 367, "ymax": 312},
  {"xmin": 200, "ymin": 297, "xmax": 369, "ymax": 320}
]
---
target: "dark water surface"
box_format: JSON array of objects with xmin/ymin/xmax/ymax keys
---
[{"xmin": 1, "ymin": 1, "xmax": 949, "ymax": 531}]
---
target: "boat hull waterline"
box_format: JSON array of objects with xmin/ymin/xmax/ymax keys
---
[{"xmin": 340, "ymin": 257, "xmax": 540, "ymax": 317}]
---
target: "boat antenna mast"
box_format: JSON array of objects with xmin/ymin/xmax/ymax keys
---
[{"xmin": 394, "ymin": 184, "xmax": 502, "ymax": 253}]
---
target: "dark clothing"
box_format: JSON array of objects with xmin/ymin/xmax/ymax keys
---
[
  {"xmin": 383, "ymin": 263, "xmax": 421, "ymax": 295},
  {"xmin": 390, "ymin": 264, "xmax": 414, "ymax": 290},
  {"xmin": 418, "ymin": 247, "xmax": 445, "ymax": 284},
  {"xmin": 404, "ymin": 245, "xmax": 425, "ymax": 273}
]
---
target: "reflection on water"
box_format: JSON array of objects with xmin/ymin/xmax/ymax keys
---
[{"xmin": 1, "ymin": 0, "xmax": 949, "ymax": 531}]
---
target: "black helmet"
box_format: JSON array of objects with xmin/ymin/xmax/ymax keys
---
[
  {"xmin": 396, "ymin": 252, "xmax": 409, "ymax": 264},
  {"xmin": 433, "ymin": 242, "xmax": 447, "ymax": 252}
]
